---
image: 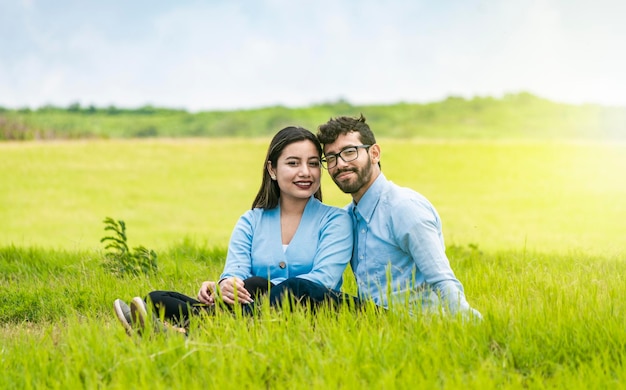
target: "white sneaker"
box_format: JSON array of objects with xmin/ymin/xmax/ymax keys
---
[
  {"xmin": 130, "ymin": 296, "xmax": 187, "ymax": 336},
  {"xmin": 130, "ymin": 297, "xmax": 149, "ymax": 333},
  {"xmin": 113, "ymin": 299, "xmax": 133, "ymax": 336}
]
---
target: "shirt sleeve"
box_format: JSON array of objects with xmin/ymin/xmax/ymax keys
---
[
  {"xmin": 220, "ymin": 211, "xmax": 256, "ymax": 281},
  {"xmin": 392, "ymin": 197, "xmax": 479, "ymax": 317},
  {"xmin": 295, "ymin": 209, "xmax": 353, "ymax": 290}
]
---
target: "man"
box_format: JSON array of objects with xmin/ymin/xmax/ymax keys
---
[{"xmin": 317, "ymin": 114, "xmax": 481, "ymax": 319}]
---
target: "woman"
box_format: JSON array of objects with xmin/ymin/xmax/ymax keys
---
[{"xmin": 113, "ymin": 126, "xmax": 353, "ymax": 335}]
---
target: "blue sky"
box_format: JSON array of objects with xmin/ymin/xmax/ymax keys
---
[{"xmin": 1, "ymin": 0, "xmax": 625, "ymax": 111}]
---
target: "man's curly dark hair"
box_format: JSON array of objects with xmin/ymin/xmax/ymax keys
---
[{"xmin": 317, "ymin": 114, "xmax": 377, "ymax": 146}]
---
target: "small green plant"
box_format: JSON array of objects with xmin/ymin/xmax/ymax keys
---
[{"xmin": 100, "ymin": 217, "xmax": 158, "ymax": 277}]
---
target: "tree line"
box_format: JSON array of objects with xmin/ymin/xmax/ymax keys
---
[{"xmin": 1, "ymin": 93, "xmax": 624, "ymax": 141}]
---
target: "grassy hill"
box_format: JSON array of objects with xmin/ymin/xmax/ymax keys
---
[{"xmin": 2, "ymin": 92, "xmax": 625, "ymax": 140}]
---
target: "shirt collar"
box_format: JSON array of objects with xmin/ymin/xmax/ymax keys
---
[{"xmin": 352, "ymin": 172, "xmax": 387, "ymax": 222}]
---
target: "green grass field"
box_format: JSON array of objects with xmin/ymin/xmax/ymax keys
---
[
  {"xmin": 1, "ymin": 139, "xmax": 625, "ymax": 388},
  {"xmin": 2, "ymin": 138, "xmax": 625, "ymax": 254}
]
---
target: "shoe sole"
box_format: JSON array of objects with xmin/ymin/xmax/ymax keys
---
[{"xmin": 113, "ymin": 299, "xmax": 133, "ymax": 336}]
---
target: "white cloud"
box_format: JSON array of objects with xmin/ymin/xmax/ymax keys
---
[{"xmin": 1, "ymin": 0, "xmax": 625, "ymax": 110}]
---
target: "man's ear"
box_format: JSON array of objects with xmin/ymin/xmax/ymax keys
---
[
  {"xmin": 369, "ymin": 144, "xmax": 381, "ymax": 164},
  {"xmin": 267, "ymin": 161, "xmax": 277, "ymax": 180}
]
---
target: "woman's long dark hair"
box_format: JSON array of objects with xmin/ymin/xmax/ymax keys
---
[{"xmin": 251, "ymin": 126, "xmax": 323, "ymax": 209}]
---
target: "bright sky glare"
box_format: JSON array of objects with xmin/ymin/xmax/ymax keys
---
[{"xmin": 1, "ymin": 0, "xmax": 625, "ymax": 111}]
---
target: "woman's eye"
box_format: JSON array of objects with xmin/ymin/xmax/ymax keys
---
[
  {"xmin": 286, "ymin": 161, "xmax": 298, "ymax": 166},
  {"xmin": 309, "ymin": 161, "xmax": 321, "ymax": 167}
]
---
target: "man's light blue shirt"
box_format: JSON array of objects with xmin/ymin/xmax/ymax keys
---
[
  {"xmin": 347, "ymin": 173, "xmax": 480, "ymax": 317},
  {"xmin": 221, "ymin": 196, "xmax": 353, "ymax": 290}
]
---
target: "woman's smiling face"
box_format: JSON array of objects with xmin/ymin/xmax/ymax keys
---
[{"xmin": 268, "ymin": 139, "xmax": 322, "ymax": 203}]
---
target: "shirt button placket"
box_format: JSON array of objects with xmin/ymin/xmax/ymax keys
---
[{"xmin": 359, "ymin": 223, "xmax": 366, "ymax": 261}]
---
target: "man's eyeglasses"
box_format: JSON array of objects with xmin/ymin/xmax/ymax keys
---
[{"xmin": 322, "ymin": 145, "xmax": 371, "ymax": 169}]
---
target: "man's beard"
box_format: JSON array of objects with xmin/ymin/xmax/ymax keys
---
[{"xmin": 332, "ymin": 160, "xmax": 373, "ymax": 194}]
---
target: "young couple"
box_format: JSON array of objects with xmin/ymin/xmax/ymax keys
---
[{"xmin": 114, "ymin": 115, "xmax": 481, "ymax": 335}]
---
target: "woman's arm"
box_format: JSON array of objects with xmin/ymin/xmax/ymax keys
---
[
  {"xmin": 217, "ymin": 211, "xmax": 257, "ymax": 304},
  {"xmin": 221, "ymin": 211, "xmax": 256, "ymax": 281},
  {"xmin": 295, "ymin": 209, "xmax": 353, "ymax": 290}
]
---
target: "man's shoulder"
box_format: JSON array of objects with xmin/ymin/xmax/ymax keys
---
[
  {"xmin": 379, "ymin": 181, "xmax": 440, "ymax": 225},
  {"xmin": 382, "ymin": 180, "xmax": 431, "ymax": 207},
  {"xmin": 379, "ymin": 182, "xmax": 441, "ymax": 229}
]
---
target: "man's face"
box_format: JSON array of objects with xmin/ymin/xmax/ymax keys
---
[{"xmin": 323, "ymin": 131, "xmax": 377, "ymax": 198}]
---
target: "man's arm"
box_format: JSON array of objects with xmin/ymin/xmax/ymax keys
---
[{"xmin": 393, "ymin": 197, "xmax": 481, "ymax": 318}]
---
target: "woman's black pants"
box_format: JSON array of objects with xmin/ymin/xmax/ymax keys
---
[
  {"xmin": 147, "ymin": 276, "xmax": 364, "ymax": 327},
  {"xmin": 147, "ymin": 276, "xmax": 273, "ymax": 326}
]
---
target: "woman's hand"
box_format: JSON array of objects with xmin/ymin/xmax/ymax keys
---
[
  {"xmin": 218, "ymin": 277, "xmax": 253, "ymax": 305},
  {"xmin": 197, "ymin": 281, "xmax": 217, "ymax": 305}
]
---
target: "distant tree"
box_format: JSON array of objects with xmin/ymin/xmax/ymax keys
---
[
  {"xmin": 136, "ymin": 105, "xmax": 157, "ymax": 115},
  {"xmin": 67, "ymin": 102, "xmax": 81, "ymax": 112},
  {"xmin": 39, "ymin": 105, "xmax": 62, "ymax": 112},
  {"xmin": 106, "ymin": 105, "xmax": 121, "ymax": 115}
]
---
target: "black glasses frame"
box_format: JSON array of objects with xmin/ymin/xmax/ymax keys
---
[{"xmin": 322, "ymin": 145, "xmax": 371, "ymax": 169}]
